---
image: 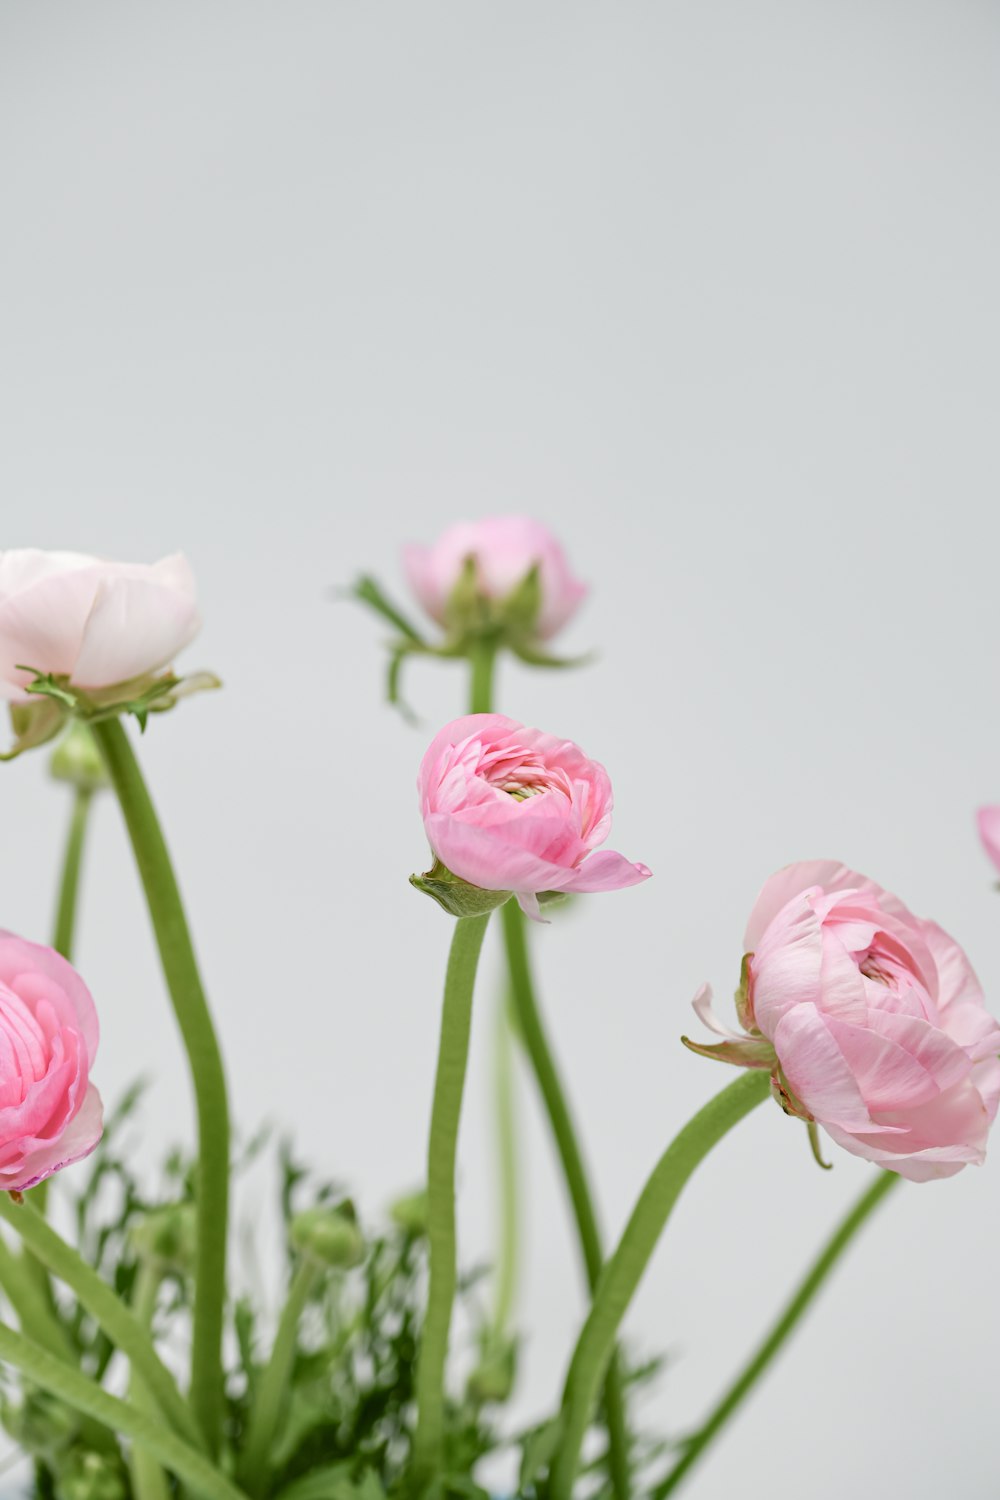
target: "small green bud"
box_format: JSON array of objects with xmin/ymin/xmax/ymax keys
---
[
  {"xmin": 389, "ymin": 1188, "xmax": 428, "ymax": 1236},
  {"xmin": 290, "ymin": 1205, "xmax": 365, "ymax": 1269},
  {"xmin": 130, "ymin": 1203, "xmax": 197, "ymax": 1273},
  {"xmin": 410, "ymin": 860, "xmax": 513, "ymax": 918},
  {"xmin": 467, "ymin": 1333, "xmax": 517, "ymax": 1404},
  {"xmin": 49, "ymin": 724, "xmax": 109, "ymax": 793},
  {"xmin": 55, "ymin": 1451, "xmax": 128, "ymax": 1500}
]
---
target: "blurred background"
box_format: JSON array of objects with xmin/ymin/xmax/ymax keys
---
[{"xmin": 1, "ymin": 3, "xmax": 998, "ymax": 1495}]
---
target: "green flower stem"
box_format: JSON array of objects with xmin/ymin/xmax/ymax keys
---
[
  {"xmin": 239, "ymin": 1258, "xmax": 319, "ymax": 1496},
  {"xmin": 549, "ymin": 1070, "xmax": 771, "ymax": 1500},
  {"xmin": 91, "ymin": 715, "xmax": 230, "ymax": 1454},
  {"xmin": 0, "ymin": 1320, "xmax": 247, "ymax": 1500},
  {"xmin": 0, "ymin": 1231, "xmax": 73, "ymax": 1360},
  {"xmin": 501, "ymin": 899, "xmax": 631, "ymax": 1500},
  {"xmin": 0, "ymin": 1196, "xmax": 202, "ymax": 1452},
  {"xmin": 652, "ymin": 1169, "xmax": 899, "ymax": 1498},
  {"xmin": 129, "ymin": 1260, "xmax": 172, "ymax": 1500},
  {"xmin": 468, "ymin": 638, "xmax": 497, "ymax": 716},
  {"xmin": 411, "ymin": 911, "xmax": 491, "ymax": 1493},
  {"xmin": 30, "ymin": 785, "xmax": 96, "ymax": 1225},
  {"xmin": 53, "ymin": 786, "xmax": 93, "ymax": 962},
  {"xmin": 491, "ymin": 985, "xmax": 519, "ymax": 1337}
]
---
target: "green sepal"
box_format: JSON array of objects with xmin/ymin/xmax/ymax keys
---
[
  {"xmin": 735, "ymin": 952, "xmax": 756, "ymax": 1033},
  {"xmin": 509, "ymin": 640, "xmax": 594, "ymax": 671},
  {"xmin": 442, "ymin": 555, "xmax": 490, "ymax": 639},
  {"xmin": 806, "ymin": 1120, "xmax": 833, "ymax": 1170},
  {"xmin": 13, "ymin": 665, "xmax": 221, "ymax": 737},
  {"xmin": 497, "ymin": 560, "xmax": 543, "ymax": 639},
  {"xmin": 342, "ymin": 575, "xmax": 425, "ymax": 644},
  {"xmin": 1, "ymin": 696, "xmax": 66, "ymax": 762},
  {"xmin": 409, "ymin": 860, "xmax": 513, "ymax": 918},
  {"xmin": 681, "ymin": 1034, "xmax": 776, "ymax": 1069}
]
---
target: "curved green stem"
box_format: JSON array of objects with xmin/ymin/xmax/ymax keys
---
[
  {"xmin": 0, "ymin": 1320, "xmax": 247, "ymax": 1500},
  {"xmin": 501, "ymin": 899, "xmax": 631, "ymax": 1499},
  {"xmin": 411, "ymin": 912, "xmax": 491, "ymax": 1493},
  {"xmin": 549, "ymin": 1070, "xmax": 771, "ymax": 1500},
  {"xmin": 240, "ymin": 1258, "xmax": 318, "ymax": 1495},
  {"xmin": 652, "ymin": 1169, "xmax": 899, "ymax": 1498},
  {"xmin": 129, "ymin": 1260, "xmax": 172, "ymax": 1500},
  {"xmin": 53, "ymin": 786, "xmax": 93, "ymax": 962},
  {"xmin": 0, "ymin": 1196, "xmax": 202, "ymax": 1452},
  {"xmin": 91, "ymin": 716, "xmax": 230, "ymax": 1453}
]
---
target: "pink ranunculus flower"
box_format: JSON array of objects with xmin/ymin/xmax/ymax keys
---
[
  {"xmin": 689, "ymin": 860, "xmax": 1000, "ymax": 1182},
  {"xmin": 418, "ymin": 714, "xmax": 651, "ymax": 920},
  {"xmin": 977, "ymin": 807, "xmax": 1000, "ymax": 875},
  {"xmin": 0, "ymin": 932, "xmax": 103, "ymax": 1191},
  {"xmin": 0, "ymin": 550, "xmax": 201, "ymax": 703},
  {"xmin": 404, "ymin": 516, "xmax": 587, "ymax": 640}
]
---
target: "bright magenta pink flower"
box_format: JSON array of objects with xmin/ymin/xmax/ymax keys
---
[
  {"xmin": 0, "ymin": 932, "xmax": 103, "ymax": 1191},
  {"xmin": 418, "ymin": 714, "xmax": 651, "ymax": 919},
  {"xmin": 0, "ymin": 550, "xmax": 200, "ymax": 702},
  {"xmin": 404, "ymin": 517, "xmax": 587, "ymax": 640},
  {"xmin": 691, "ymin": 861, "xmax": 1000, "ymax": 1182},
  {"xmin": 977, "ymin": 807, "xmax": 1000, "ymax": 875}
]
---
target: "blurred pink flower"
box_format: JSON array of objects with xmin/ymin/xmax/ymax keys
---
[
  {"xmin": 690, "ymin": 860, "xmax": 1000, "ymax": 1182},
  {"xmin": 418, "ymin": 713, "xmax": 650, "ymax": 919},
  {"xmin": 0, "ymin": 550, "xmax": 200, "ymax": 701},
  {"xmin": 0, "ymin": 931, "xmax": 103, "ymax": 1192},
  {"xmin": 404, "ymin": 516, "xmax": 586, "ymax": 640},
  {"xmin": 977, "ymin": 807, "xmax": 1000, "ymax": 875}
]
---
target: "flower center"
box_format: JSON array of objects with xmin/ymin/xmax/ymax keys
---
[
  {"xmin": 501, "ymin": 781, "xmax": 547, "ymax": 801},
  {"xmin": 859, "ymin": 954, "xmax": 891, "ymax": 986}
]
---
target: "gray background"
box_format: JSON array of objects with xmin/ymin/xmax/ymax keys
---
[{"xmin": 1, "ymin": 3, "xmax": 999, "ymax": 1495}]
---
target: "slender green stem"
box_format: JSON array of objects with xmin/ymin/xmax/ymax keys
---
[
  {"xmin": 467, "ymin": 638, "xmax": 497, "ymax": 715},
  {"xmin": 91, "ymin": 715, "xmax": 230, "ymax": 1453},
  {"xmin": 652, "ymin": 1169, "xmax": 899, "ymax": 1498},
  {"xmin": 0, "ymin": 1196, "xmax": 202, "ymax": 1451},
  {"xmin": 0, "ymin": 1321, "xmax": 247, "ymax": 1500},
  {"xmin": 411, "ymin": 912, "xmax": 491, "ymax": 1493},
  {"xmin": 491, "ymin": 986, "xmax": 519, "ymax": 1337},
  {"xmin": 129, "ymin": 1260, "xmax": 172, "ymax": 1500},
  {"xmin": 549, "ymin": 1070, "xmax": 771, "ymax": 1500},
  {"xmin": 501, "ymin": 899, "xmax": 631, "ymax": 1499},
  {"xmin": 52, "ymin": 786, "xmax": 93, "ymax": 961},
  {"xmin": 0, "ymin": 1232, "xmax": 73, "ymax": 1360},
  {"xmin": 240, "ymin": 1258, "xmax": 318, "ymax": 1495}
]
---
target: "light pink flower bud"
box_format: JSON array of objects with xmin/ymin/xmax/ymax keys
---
[
  {"xmin": 689, "ymin": 860, "xmax": 1000, "ymax": 1181},
  {"xmin": 0, "ymin": 550, "xmax": 200, "ymax": 702},
  {"xmin": 977, "ymin": 807, "xmax": 1000, "ymax": 875},
  {"xmin": 418, "ymin": 714, "xmax": 650, "ymax": 920},
  {"xmin": 404, "ymin": 517, "xmax": 587, "ymax": 640},
  {"xmin": 0, "ymin": 931, "xmax": 103, "ymax": 1191}
]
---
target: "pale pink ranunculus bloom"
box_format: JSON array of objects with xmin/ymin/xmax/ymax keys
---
[
  {"xmin": 0, "ymin": 931, "xmax": 103, "ymax": 1191},
  {"xmin": 404, "ymin": 516, "xmax": 587, "ymax": 640},
  {"xmin": 418, "ymin": 714, "xmax": 651, "ymax": 919},
  {"xmin": 0, "ymin": 550, "xmax": 201, "ymax": 702},
  {"xmin": 977, "ymin": 807, "xmax": 1000, "ymax": 875},
  {"xmin": 694, "ymin": 860, "xmax": 1000, "ymax": 1182}
]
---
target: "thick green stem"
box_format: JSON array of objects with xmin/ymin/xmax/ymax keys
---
[
  {"xmin": 240, "ymin": 1258, "xmax": 318, "ymax": 1495},
  {"xmin": 0, "ymin": 1188, "xmax": 201, "ymax": 1451},
  {"xmin": 491, "ymin": 986, "xmax": 519, "ymax": 1337},
  {"xmin": 91, "ymin": 715, "xmax": 230, "ymax": 1453},
  {"xmin": 501, "ymin": 899, "xmax": 631, "ymax": 1499},
  {"xmin": 467, "ymin": 638, "xmax": 497, "ymax": 716},
  {"xmin": 0, "ymin": 1320, "xmax": 247, "ymax": 1500},
  {"xmin": 411, "ymin": 912, "xmax": 491, "ymax": 1493},
  {"xmin": 549, "ymin": 1070, "xmax": 771, "ymax": 1500},
  {"xmin": 129, "ymin": 1260, "xmax": 172, "ymax": 1500},
  {"xmin": 653, "ymin": 1169, "xmax": 899, "ymax": 1498}
]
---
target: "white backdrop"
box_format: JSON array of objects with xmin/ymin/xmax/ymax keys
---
[{"xmin": 2, "ymin": 4, "xmax": 999, "ymax": 1496}]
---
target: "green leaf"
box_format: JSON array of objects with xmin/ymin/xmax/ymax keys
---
[
  {"xmin": 343, "ymin": 576, "xmax": 425, "ymax": 644},
  {"xmin": 410, "ymin": 863, "xmax": 513, "ymax": 918}
]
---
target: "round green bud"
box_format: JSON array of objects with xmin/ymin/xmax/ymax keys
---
[
  {"xmin": 130, "ymin": 1203, "xmax": 197, "ymax": 1273},
  {"xmin": 290, "ymin": 1206, "xmax": 365, "ymax": 1270},
  {"xmin": 389, "ymin": 1188, "xmax": 428, "ymax": 1236},
  {"xmin": 49, "ymin": 724, "xmax": 109, "ymax": 794},
  {"xmin": 55, "ymin": 1451, "xmax": 128, "ymax": 1500}
]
